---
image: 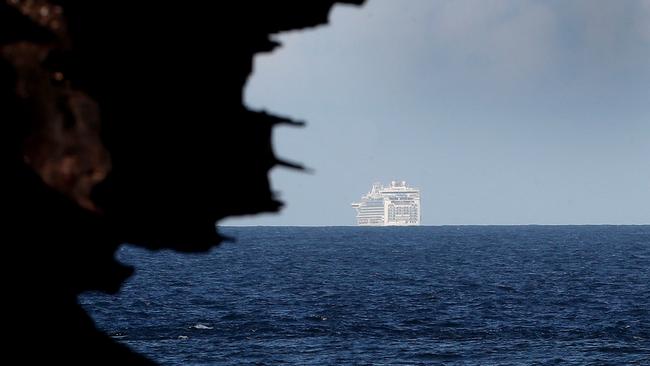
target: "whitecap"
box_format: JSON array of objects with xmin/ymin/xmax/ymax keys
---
[{"xmin": 190, "ymin": 323, "xmax": 214, "ymax": 330}]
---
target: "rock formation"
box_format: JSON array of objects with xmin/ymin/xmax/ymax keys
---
[{"xmin": 1, "ymin": 1, "xmax": 364, "ymax": 363}]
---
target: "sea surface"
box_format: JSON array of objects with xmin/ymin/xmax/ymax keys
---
[{"xmin": 80, "ymin": 226, "xmax": 650, "ymax": 365}]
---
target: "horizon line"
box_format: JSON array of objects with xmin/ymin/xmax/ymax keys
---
[{"xmin": 219, "ymin": 223, "xmax": 650, "ymax": 227}]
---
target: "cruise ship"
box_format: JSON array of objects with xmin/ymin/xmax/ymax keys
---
[{"xmin": 351, "ymin": 181, "xmax": 421, "ymax": 226}]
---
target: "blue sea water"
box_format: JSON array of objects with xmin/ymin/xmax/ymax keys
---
[{"xmin": 80, "ymin": 226, "xmax": 650, "ymax": 365}]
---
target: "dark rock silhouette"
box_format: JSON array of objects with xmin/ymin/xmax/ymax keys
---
[{"xmin": 1, "ymin": 0, "xmax": 364, "ymax": 363}]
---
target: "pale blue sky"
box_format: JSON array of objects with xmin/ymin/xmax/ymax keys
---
[{"xmin": 224, "ymin": 0, "xmax": 650, "ymax": 226}]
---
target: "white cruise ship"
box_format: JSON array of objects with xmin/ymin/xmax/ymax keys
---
[{"xmin": 351, "ymin": 181, "xmax": 421, "ymax": 226}]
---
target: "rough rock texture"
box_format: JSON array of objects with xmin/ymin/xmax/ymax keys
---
[{"xmin": 1, "ymin": 1, "xmax": 364, "ymax": 363}]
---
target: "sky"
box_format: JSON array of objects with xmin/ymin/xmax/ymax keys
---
[{"xmin": 224, "ymin": 0, "xmax": 650, "ymax": 226}]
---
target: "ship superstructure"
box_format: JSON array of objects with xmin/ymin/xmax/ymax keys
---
[{"xmin": 351, "ymin": 181, "xmax": 421, "ymax": 226}]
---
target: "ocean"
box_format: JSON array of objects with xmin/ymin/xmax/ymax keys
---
[{"xmin": 80, "ymin": 226, "xmax": 650, "ymax": 365}]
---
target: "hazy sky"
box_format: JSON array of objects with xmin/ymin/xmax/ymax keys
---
[{"xmin": 224, "ymin": 0, "xmax": 650, "ymax": 226}]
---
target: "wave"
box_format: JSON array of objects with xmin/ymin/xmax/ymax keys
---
[{"xmin": 189, "ymin": 323, "xmax": 213, "ymax": 330}]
